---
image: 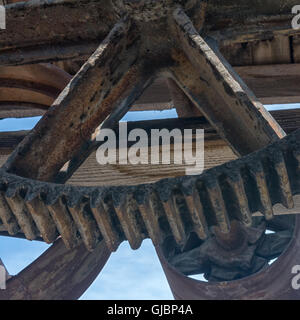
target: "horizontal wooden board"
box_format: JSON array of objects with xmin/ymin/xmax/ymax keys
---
[
  {"xmin": 2, "ymin": 64, "xmax": 300, "ymax": 119},
  {"xmin": 1, "ymin": 109, "xmax": 300, "ymax": 187}
]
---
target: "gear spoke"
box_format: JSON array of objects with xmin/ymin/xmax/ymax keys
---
[
  {"xmin": 3, "ymin": 20, "xmax": 143, "ymax": 181},
  {"xmin": 169, "ymin": 8, "xmax": 285, "ymax": 156}
]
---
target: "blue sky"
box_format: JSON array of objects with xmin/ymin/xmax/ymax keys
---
[
  {"xmin": 0, "ymin": 104, "xmax": 299, "ymax": 299},
  {"xmin": 0, "ymin": 109, "xmax": 178, "ymax": 300}
]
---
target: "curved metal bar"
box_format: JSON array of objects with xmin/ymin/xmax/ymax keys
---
[
  {"xmin": 1, "ymin": 1, "xmax": 300, "ymax": 300},
  {"xmin": 0, "ymin": 128, "xmax": 300, "ymax": 250},
  {"xmin": 156, "ymin": 214, "xmax": 300, "ymax": 300},
  {"xmin": 0, "ymin": 238, "xmax": 110, "ymax": 300}
]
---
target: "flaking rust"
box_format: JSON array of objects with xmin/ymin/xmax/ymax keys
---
[
  {"xmin": 0, "ymin": 128, "xmax": 300, "ymax": 251},
  {"xmin": 1, "ymin": 0, "xmax": 300, "ymax": 300}
]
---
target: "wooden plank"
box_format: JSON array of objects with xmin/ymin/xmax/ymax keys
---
[
  {"xmin": 3, "ymin": 21, "xmax": 145, "ymax": 181},
  {"xmin": 0, "ymin": 130, "xmax": 29, "ymax": 155},
  {"xmin": 68, "ymin": 141, "xmax": 236, "ymax": 186},
  {"xmin": 219, "ymin": 34, "xmax": 292, "ymax": 66},
  {"xmin": 170, "ymin": 8, "xmax": 285, "ymax": 157},
  {"xmin": 1, "ymin": 64, "xmax": 300, "ymax": 119},
  {"xmin": 0, "ymin": 103, "xmax": 47, "ymax": 119},
  {"xmin": 132, "ymin": 78, "xmax": 171, "ymax": 110},
  {"xmin": 0, "ymin": 64, "xmax": 71, "ymax": 88},
  {"xmin": 270, "ymin": 109, "xmax": 300, "ymax": 133},
  {"xmin": 0, "ymin": 0, "xmax": 113, "ymax": 64},
  {"xmin": 3, "ymin": 138, "xmax": 300, "ymax": 222},
  {"xmin": 0, "ymin": 138, "xmax": 235, "ymax": 186},
  {"xmin": 0, "ymin": 64, "xmax": 71, "ymax": 118},
  {"xmin": 235, "ymin": 64, "xmax": 300, "ymax": 104},
  {"xmin": 166, "ymin": 78, "xmax": 202, "ymax": 117},
  {"xmin": 293, "ymin": 35, "xmax": 300, "ymax": 63},
  {"xmin": 1, "ymin": 108, "xmax": 300, "ymax": 155},
  {"xmin": 0, "ymin": 0, "xmax": 298, "ymax": 67},
  {"xmin": 135, "ymin": 64, "xmax": 300, "ymax": 107}
]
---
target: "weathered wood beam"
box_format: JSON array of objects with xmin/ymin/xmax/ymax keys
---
[
  {"xmin": 220, "ymin": 35, "xmax": 292, "ymax": 66},
  {"xmin": 2, "ymin": 108, "xmax": 299, "ymax": 187},
  {"xmin": 2, "ymin": 20, "xmax": 147, "ymax": 181},
  {"xmin": 0, "ymin": 103, "xmax": 47, "ymax": 119},
  {"xmin": 205, "ymin": 1, "xmax": 299, "ymax": 53},
  {"xmin": 132, "ymin": 77, "xmax": 172, "ymax": 111},
  {"xmin": 211, "ymin": 15, "xmax": 298, "ymax": 46},
  {"xmin": 169, "ymin": 8, "xmax": 285, "ymax": 156},
  {"xmin": 0, "ymin": 42, "xmax": 99, "ymax": 66},
  {"xmin": 166, "ymin": 78, "xmax": 202, "ymax": 118},
  {"xmin": 0, "ymin": 64, "xmax": 71, "ymax": 88},
  {"xmin": 236, "ymin": 64, "xmax": 300, "ymax": 104},
  {"xmin": 1, "ymin": 63, "xmax": 300, "ymax": 120},
  {"xmin": 0, "ymin": 1, "xmax": 299, "ymax": 67},
  {"xmin": 0, "ymin": 18, "xmax": 125, "ymax": 299},
  {"xmin": 55, "ymin": 75, "xmax": 155, "ymax": 183},
  {"xmin": 1, "ymin": 108, "xmax": 299, "ymax": 189},
  {"xmin": 0, "ymin": 64, "xmax": 71, "ymax": 118},
  {"xmin": 0, "ymin": 130, "xmax": 28, "ymax": 155},
  {"xmin": 0, "ymin": 238, "xmax": 111, "ymax": 300},
  {"xmin": 0, "ymin": 0, "xmax": 116, "ymax": 61},
  {"xmin": 2, "ymin": 109, "xmax": 300, "ymax": 155},
  {"xmin": 133, "ymin": 64, "xmax": 300, "ymax": 108},
  {"xmin": 131, "ymin": 102, "xmax": 174, "ymax": 112}
]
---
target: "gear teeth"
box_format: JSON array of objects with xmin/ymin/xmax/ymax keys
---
[
  {"xmin": 113, "ymin": 193, "xmax": 143, "ymax": 250},
  {"xmin": 1, "ymin": 129, "xmax": 300, "ymax": 251},
  {"xmin": 137, "ymin": 190, "xmax": 163, "ymax": 246},
  {"xmin": 47, "ymin": 198, "xmax": 80, "ymax": 249},
  {"xmin": 205, "ymin": 175, "xmax": 231, "ymax": 233},
  {"xmin": 5, "ymin": 193, "xmax": 38, "ymax": 240},
  {"xmin": 248, "ymin": 161, "xmax": 274, "ymax": 220},
  {"xmin": 68, "ymin": 201, "xmax": 100, "ymax": 251},
  {"xmin": 227, "ymin": 170, "xmax": 252, "ymax": 227},
  {"xmin": 272, "ymin": 150, "xmax": 294, "ymax": 209},
  {"xmin": 25, "ymin": 198, "xmax": 58, "ymax": 244},
  {"xmin": 183, "ymin": 186, "xmax": 208, "ymax": 240},
  {"xmin": 161, "ymin": 192, "xmax": 187, "ymax": 246},
  {"xmin": 0, "ymin": 192, "xmax": 19, "ymax": 235},
  {"xmin": 90, "ymin": 200, "xmax": 121, "ymax": 252}
]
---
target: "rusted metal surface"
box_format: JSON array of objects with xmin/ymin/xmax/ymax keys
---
[
  {"xmin": 0, "ymin": 239, "xmax": 111, "ymax": 300},
  {"xmin": 2, "ymin": 1, "xmax": 286, "ymax": 185},
  {"xmin": 166, "ymin": 78, "xmax": 202, "ymax": 118},
  {"xmin": 1, "ymin": 0, "xmax": 300, "ymax": 300},
  {"xmin": 3, "ymin": 19, "xmax": 144, "ymax": 181},
  {"xmin": 0, "ymin": 1, "xmax": 299, "ymax": 67},
  {"xmin": 156, "ymin": 215, "xmax": 300, "ymax": 299},
  {"xmin": 3, "ymin": 64, "xmax": 300, "ymax": 120},
  {"xmin": 2, "ymin": 108, "xmax": 300, "ymax": 156},
  {"xmin": 162, "ymin": 218, "xmax": 270, "ymax": 281},
  {"xmin": 0, "ymin": 128, "xmax": 300, "ymax": 251},
  {"xmin": 0, "ymin": 0, "xmax": 117, "ymax": 63},
  {"xmin": 54, "ymin": 75, "xmax": 155, "ymax": 184},
  {"xmin": 169, "ymin": 8, "xmax": 285, "ymax": 156},
  {"xmin": 0, "ymin": 64, "xmax": 71, "ymax": 119}
]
